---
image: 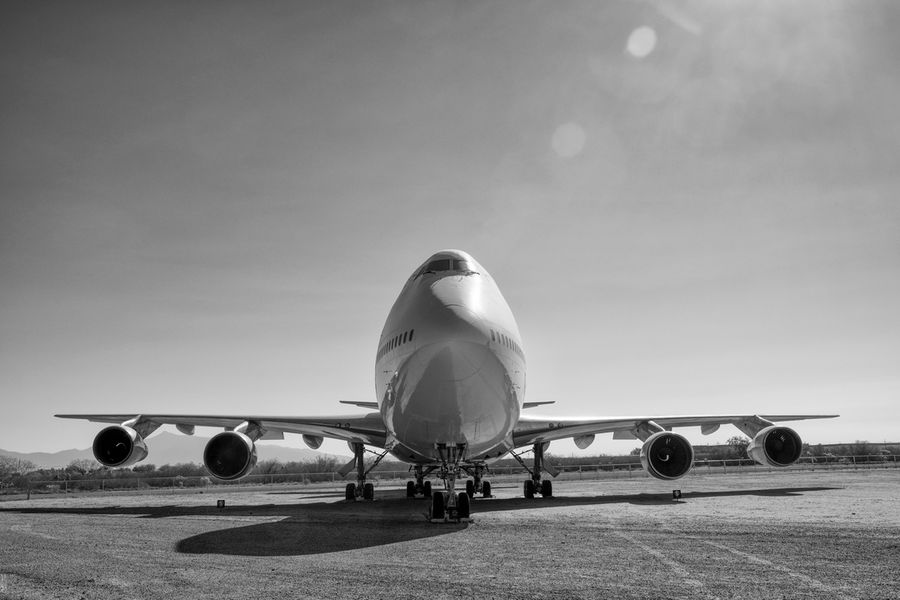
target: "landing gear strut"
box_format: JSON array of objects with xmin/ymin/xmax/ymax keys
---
[
  {"xmin": 342, "ymin": 442, "xmax": 388, "ymax": 501},
  {"xmin": 512, "ymin": 442, "xmax": 554, "ymax": 498},
  {"xmin": 461, "ymin": 463, "xmax": 492, "ymax": 498},
  {"xmin": 406, "ymin": 465, "xmax": 436, "ymax": 497},
  {"xmin": 426, "ymin": 443, "xmax": 474, "ymax": 523}
]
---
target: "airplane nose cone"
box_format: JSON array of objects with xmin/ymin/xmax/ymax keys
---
[{"xmin": 389, "ymin": 340, "xmax": 517, "ymax": 458}]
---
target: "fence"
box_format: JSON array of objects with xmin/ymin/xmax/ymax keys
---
[{"xmin": 4, "ymin": 454, "xmax": 897, "ymax": 498}]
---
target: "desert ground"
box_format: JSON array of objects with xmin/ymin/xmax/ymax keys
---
[{"xmin": 1, "ymin": 469, "xmax": 898, "ymax": 600}]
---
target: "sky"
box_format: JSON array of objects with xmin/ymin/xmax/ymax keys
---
[{"xmin": 2, "ymin": 0, "xmax": 899, "ymax": 457}]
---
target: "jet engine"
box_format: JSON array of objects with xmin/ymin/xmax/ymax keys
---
[
  {"xmin": 203, "ymin": 431, "xmax": 257, "ymax": 480},
  {"xmin": 640, "ymin": 431, "xmax": 694, "ymax": 480},
  {"xmin": 302, "ymin": 434, "xmax": 324, "ymax": 450},
  {"xmin": 92, "ymin": 425, "xmax": 149, "ymax": 468},
  {"xmin": 747, "ymin": 426, "xmax": 802, "ymax": 467}
]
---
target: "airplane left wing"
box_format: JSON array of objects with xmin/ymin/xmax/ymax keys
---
[
  {"xmin": 512, "ymin": 413, "xmax": 839, "ymax": 448},
  {"xmin": 56, "ymin": 412, "xmax": 388, "ymax": 447}
]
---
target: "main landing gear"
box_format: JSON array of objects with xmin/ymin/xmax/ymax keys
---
[
  {"xmin": 462, "ymin": 463, "xmax": 493, "ymax": 499},
  {"xmin": 512, "ymin": 442, "xmax": 555, "ymax": 499},
  {"xmin": 342, "ymin": 442, "xmax": 389, "ymax": 501},
  {"xmin": 406, "ymin": 465, "xmax": 436, "ymax": 498}
]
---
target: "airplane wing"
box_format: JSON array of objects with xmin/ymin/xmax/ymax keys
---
[
  {"xmin": 55, "ymin": 412, "xmax": 389, "ymax": 447},
  {"xmin": 512, "ymin": 413, "xmax": 839, "ymax": 448}
]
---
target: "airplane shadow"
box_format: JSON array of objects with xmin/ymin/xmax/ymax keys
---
[
  {"xmin": 473, "ymin": 485, "xmax": 841, "ymax": 513},
  {"xmin": 0, "ymin": 486, "xmax": 837, "ymax": 557}
]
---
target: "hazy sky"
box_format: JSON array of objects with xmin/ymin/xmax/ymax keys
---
[{"xmin": 2, "ymin": 1, "xmax": 898, "ymax": 456}]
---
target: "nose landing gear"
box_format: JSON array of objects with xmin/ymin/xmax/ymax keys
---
[
  {"xmin": 425, "ymin": 443, "xmax": 476, "ymax": 523},
  {"xmin": 429, "ymin": 489, "xmax": 471, "ymax": 522}
]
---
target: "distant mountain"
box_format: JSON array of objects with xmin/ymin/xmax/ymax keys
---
[{"xmin": 0, "ymin": 431, "xmax": 347, "ymax": 469}]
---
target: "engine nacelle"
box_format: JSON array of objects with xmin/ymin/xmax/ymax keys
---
[
  {"xmin": 640, "ymin": 431, "xmax": 694, "ymax": 480},
  {"xmin": 748, "ymin": 426, "xmax": 802, "ymax": 467},
  {"xmin": 302, "ymin": 434, "xmax": 324, "ymax": 450},
  {"xmin": 92, "ymin": 425, "xmax": 149, "ymax": 468},
  {"xmin": 203, "ymin": 431, "xmax": 257, "ymax": 480}
]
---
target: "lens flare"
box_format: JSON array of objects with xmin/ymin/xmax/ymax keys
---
[{"xmin": 551, "ymin": 122, "xmax": 587, "ymax": 159}]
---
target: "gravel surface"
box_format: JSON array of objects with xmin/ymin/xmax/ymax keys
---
[{"xmin": 1, "ymin": 469, "xmax": 897, "ymax": 599}]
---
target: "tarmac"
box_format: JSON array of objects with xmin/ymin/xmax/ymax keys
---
[{"xmin": 1, "ymin": 469, "xmax": 898, "ymax": 599}]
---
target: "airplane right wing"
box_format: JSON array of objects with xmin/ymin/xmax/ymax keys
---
[
  {"xmin": 55, "ymin": 411, "xmax": 389, "ymax": 480},
  {"xmin": 56, "ymin": 411, "xmax": 388, "ymax": 447}
]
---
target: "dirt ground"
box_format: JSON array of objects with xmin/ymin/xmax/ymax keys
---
[{"xmin": 1, "ymin": 469, "xmax": 898, "ymax": 600}]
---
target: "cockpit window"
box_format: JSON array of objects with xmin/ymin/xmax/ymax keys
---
[
  {"xmin": 420, "ymin": 258, "xmax": 476, "ymax": 276},
  {"xmin": 425, "ymin": 258, "xmax": 453, "ymax": 272}
]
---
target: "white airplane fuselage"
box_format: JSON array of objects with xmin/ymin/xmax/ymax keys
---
[{"xmin": 375, "ymin": 250, "xmax": 525, "ymax": 464}]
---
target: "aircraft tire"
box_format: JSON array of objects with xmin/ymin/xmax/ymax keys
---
[
  {"xmin": 345, "ymin": 483, "xmax": 356, "ymax": 501},
  {"xmin": 465, "ymin": 479, "xmax": 475, "ymax": 498},
  {"xmin": 431, "ymin": 492, "xmax": 445, "ymax": 519},
  {"xmin": 541, "ymin": 479, "xmax": 553, "ymax": 497},
  {"xmin": 482, "ymin": 480, "xmax": 492, "ymax": 498},
  {"xmin": 423, "ymin": 481, "xmax": 432, "ymax": 497},
  {"xmin": 457, "ymin": 492, "xmax": 470, "ymax": 519},
  {"xmin": 363, "ymin": 482, "xmax": 374, "ymax": 500},
  {"xmin": 524, "ymin": 480, "xmax": 535, "ymax": 499}
]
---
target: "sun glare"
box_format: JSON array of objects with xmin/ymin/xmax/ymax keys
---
[{"xmin": 626, "ymin": 26, "xmax": 657, "ymax": 58}]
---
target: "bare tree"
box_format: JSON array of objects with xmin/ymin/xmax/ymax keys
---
[
  {"xmin": 726, "ymin": 436, "xmax": 750, "ymax": 459},
  {"xmin": 66, "ymin": 458, "xmax": 97, "ymax": 475},
  {"xmin": 0, "ymin": 456, "xmax": 37, "ymax": 482}
]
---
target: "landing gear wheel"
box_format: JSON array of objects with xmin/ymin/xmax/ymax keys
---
[
  {"xmin": 541, "ymin": 479, "xmax": 553, "ymax": 497},
  {"xmin": 430, "ymin": 492, "xmax": 445, "ymax": 520},
  {"xmin": 423, "ymin": 481, "xmax": 432, "ymax": 497},
  {"xmin": 345, "ymin": 483, "xmax": 356, "ymax": 501},
  {"xmin": 465, "ymin": 479, "xmax": 475, "ymax": 498},
  {"xmin": 482, "ymin": 480, "xmax": 492, "ymax": 498},
  {"xmin": 524, "ymin": 480, "xmax": 536, "ymax": 499},
  {"xmin": 456, "ymin": 492, "xmax": 471, "ymax": 519},
  {"xmin": 406, "ymin": 481, "xmax": 416, "ymax": 497},
  {"xmin": 363, "ymin": 482, "xmax": 374, "ymax": 500}
]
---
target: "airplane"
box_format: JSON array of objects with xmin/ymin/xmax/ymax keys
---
[{"xmin": 58, "ymin": 249, "xmax": 837, "ymax": 521}]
